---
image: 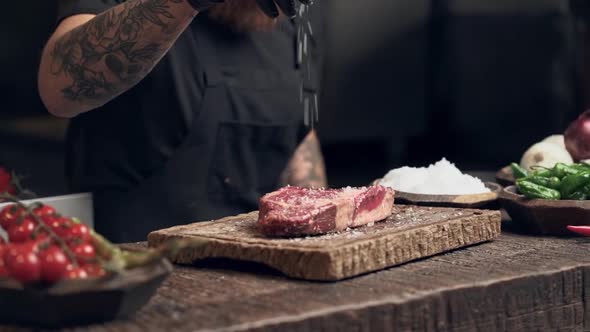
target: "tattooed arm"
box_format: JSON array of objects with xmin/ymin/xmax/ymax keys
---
[
  {"xmin": 38, "ymin": 0, "xmax": 198, "ymax": 118},
  {"xmin": 280, "ymin": 130, "xmax": 328, "ymax": 188}
]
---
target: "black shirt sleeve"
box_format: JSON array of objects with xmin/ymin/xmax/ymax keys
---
[{"xmin": 57, "ymin": 0, "xmax": 122, "ymax": 23}]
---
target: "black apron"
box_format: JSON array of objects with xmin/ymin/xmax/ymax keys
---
[{"xmin": 89, "ymin": 20, "xmax": 308, "ymax": 243}]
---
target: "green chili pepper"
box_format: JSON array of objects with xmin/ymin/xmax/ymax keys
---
[
  {"xmin": 559, "ymin": 171, "xmax": 590, "ymax": 198},
  {"xmin": 510, "ymin": 163, "xmax": 528, "ymax": 179},
  {"xmin": 553, "ymin": 163, "xmax": 581, "ymax": 179},
  {"xmin": 566, "ymin": 191, "xmax": 587, "ymax": 200},
  {"xmin": 531, "ymin": 168, "xmax": 553, "ymax": 178},
  {"xmin": 570, "ymin": 163, "xmax": 590, "ymax": 173},
  {"xmin": 526, "ymin": 176, "xmax": 561, "ymax": 189},
  {"xmin": 516, "ymin": 180, "xmax": 561, "ymax": 200}
]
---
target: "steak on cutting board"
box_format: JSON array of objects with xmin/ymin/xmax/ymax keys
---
[{"xmin": 258, "ymin": 186, "xmax": 395, "ymax": 237}]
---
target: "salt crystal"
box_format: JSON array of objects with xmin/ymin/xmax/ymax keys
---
[{"xmin": 379, "ymin": 158, "xmax": 490, "ymax": 195}]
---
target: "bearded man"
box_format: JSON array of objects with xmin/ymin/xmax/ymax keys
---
[{"xmin": 37, "ymin": 0, "xmax": 326, "ymax": 242}]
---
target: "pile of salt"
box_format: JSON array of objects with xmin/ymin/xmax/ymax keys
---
[{"xmin": 379, "ymin": 158, "xmax": 490, "ymax": 195}]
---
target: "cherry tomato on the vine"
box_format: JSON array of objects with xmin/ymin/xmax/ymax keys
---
[
  {"xmin": 70, "ymin": 243, "xmax": 96, "ymax": 263},
  {"xmin": 4, "ymin": 242, "xmax": 41, "ymax": 283},
  {"xmin": 64, "ymin": 224, "xmax": 91, "ymax": 244},
  {"xmin": 47, "ymin": 217, "xmax": 74, "ymax": 238},
  {"xmin": 39, "ymin": 245, "xmax": 70, "ymax": 283},
  {"xmin": 64, "ymin": 266, "xmax": 89, "ymax": 280},
  {"xmin": 33, "ymin": 205, "xmax": 57, "ymax": 219},
  {"xmin": 31, "ymin": 230, "xmax": 51, "ymax": 243},
  {"xmin": 6, "ymin": 218, "xmax": 36, "ymax": 243},
  {"xmin": 0, "ymin": 205, "xmax": 26, "ymax": 230}
]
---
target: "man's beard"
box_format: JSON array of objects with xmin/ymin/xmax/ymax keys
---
[{"xmin": 208, "ymin": 0, "xmax": 283, "ymax": 32}]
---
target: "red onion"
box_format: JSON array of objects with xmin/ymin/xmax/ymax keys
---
[{"xmin": 565, "ymin": 110, "xmax": 590, "ymax": 161}]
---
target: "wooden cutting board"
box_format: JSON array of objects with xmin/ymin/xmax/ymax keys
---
[{"xmin": 148, "ymin": 205, "xmax": 501, "ymax": 281}]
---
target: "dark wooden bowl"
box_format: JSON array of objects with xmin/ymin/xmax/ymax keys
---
[
  {"xmin": 499, "ymin": 185, "xmax": 590, "ymax": 236},
  {"xmin": 374, "ymin": 181, "xmax": 502, "ymax": 209},
  {"xmin": 0, "ymin": 257, "xmax": 172, "ymax": 328},
  {"xmin": 495, "ymin": 165, "xmax": 515, "ymax": 187}
]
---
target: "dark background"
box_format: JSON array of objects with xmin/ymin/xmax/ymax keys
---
[{"xmin": 0, "ymin": 0, "xmax": 587, "ymax": 196}]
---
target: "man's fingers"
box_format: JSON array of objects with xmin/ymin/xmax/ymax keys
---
[
  {"xmin": 274, "ymin": 0, "xmax": 296, "ymax": 18},
  {"xmin": 256, "ymin": 0, "xmax": 280, "ymax": 18}
]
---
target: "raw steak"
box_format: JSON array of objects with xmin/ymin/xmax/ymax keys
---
[{"xmin": 258, "ymin": 186, "xmax": 395, "ymax": 237}]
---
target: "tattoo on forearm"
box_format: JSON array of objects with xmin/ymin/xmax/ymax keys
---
[
  {"xmin": 281, "ymin": 133, "xmax": 328, "ymax": 188},
  {"xmin": 50, "ymin": 0, "xmax": 187, "ymax": 103}
]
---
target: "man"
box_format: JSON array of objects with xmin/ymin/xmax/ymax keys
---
[{"xmin": 38, "ymin": 0, "xmax": 327, "ymax": 242}]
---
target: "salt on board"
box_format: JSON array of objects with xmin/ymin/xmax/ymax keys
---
[{"xmin": 379, "ymin": 158, "xmax": 490, "ymax": 195}]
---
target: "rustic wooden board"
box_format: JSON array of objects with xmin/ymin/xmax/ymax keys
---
[{"xmin": 148, "ymin": 205, "xmax": 501, "ymax": 281}]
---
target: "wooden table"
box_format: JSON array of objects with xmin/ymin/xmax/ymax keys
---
[{"xmin": 3, "ymin": 221, "xmax": 590, "ymax": 332}]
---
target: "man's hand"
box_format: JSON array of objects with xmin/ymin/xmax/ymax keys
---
[{"xmin": 255, "ymin": 0, "xmax": 312, "ymax": 18}]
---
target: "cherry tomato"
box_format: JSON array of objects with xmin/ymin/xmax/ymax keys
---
[
  {"xmin": 34, "ymin": 205, "xmax": 57, "ymax": 219},
  {"xmin": 0, "ymin": 236, "xmax": 5, "ymax": 244},
  {"xmin": 70, "ymin": 243, "xmax": 96, "ymax": 263},
  {"xmin": 64, "ymin": 224, "xmax": 91, "ymax": 244},
  {"xmin": 64, "ymin": 267, "xmax": 89, "ymax": 280},
  {"xmin": 6, "ymin": 218, "xmax": 36, "ymax": 243},
  {"xmin": 19, "ymin": 240, "xmax": 41, "ymax": 253},
  {"xmin": 0, "ymin": 205, "xmax": 26, "ymax": 230},
  {"xmin": 39, "ymin": 245, "xmax": 70, "ymax": 283},
  {"xmin": 83, "ymin": 263, "xmax": 106, "ymax": 278},
  {"xmin": 31, "ymin": 230, "xmax": 51, "ymax": 243},
  {"xmin": 26, "ymin": 234, "xmax": 53, "ymax": 250},
  {"xmin": 47, "ymin": 217, "xmax": 74, "ymax": 238},
  {"xmin": 0, "ymin": 168, "xmax": 16, "ymax": 195},
  {"xmin": 39, "ymin": 213, "xmax": 57, "ymax": 226},
  {"xmin": 4, "ymin": 242, "xmax": 41, "ymax": 283},
  {"xmin": 0, "ymin": 246, "xmax": 8, "ymax": 277}
]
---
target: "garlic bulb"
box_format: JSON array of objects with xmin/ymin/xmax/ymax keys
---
[{"xmin": 520, "ymin": 141, "xmax": 573, "ymax": 171}]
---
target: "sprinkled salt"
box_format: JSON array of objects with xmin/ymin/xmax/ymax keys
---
[{"xmin": 379, "ymin": 158, "xmax": 490, "ymax": 195}]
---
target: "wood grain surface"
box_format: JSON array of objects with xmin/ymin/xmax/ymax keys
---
[
  {"xmin": 147, "ymin": 206, "xmax": 502, "ymax": 280},
  {"xmin": 2, "ymin": 230, "xmax": 590, "ymax": 332}
]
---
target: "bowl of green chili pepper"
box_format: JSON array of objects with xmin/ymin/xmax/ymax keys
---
[{"xmin": 499, "ymin": 162, "xmax": 590, "ymax": 235}]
